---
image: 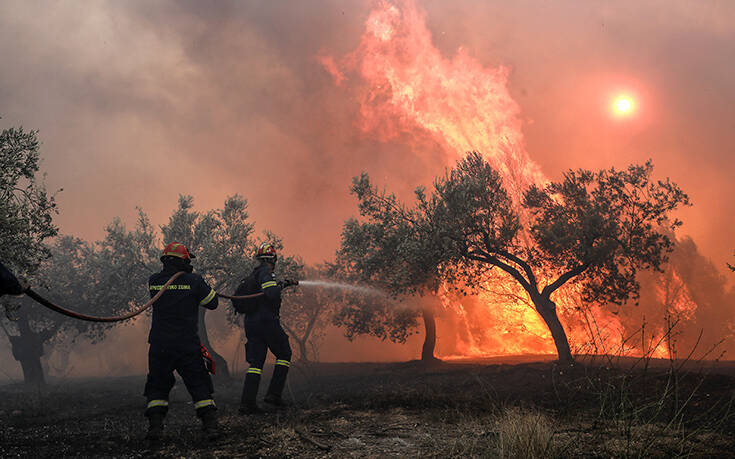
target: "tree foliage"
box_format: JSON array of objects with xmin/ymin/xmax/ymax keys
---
[
  {"xmin": 0, "ymin": 126, "xmax": 58, "ymax": 274},
  {"xmin": 523, "ymin": 161, "xmax": 689, "ymax": 305},
  {"xmin": 326, "ymin": 251, "xmax": 426, "ymax": 354}
]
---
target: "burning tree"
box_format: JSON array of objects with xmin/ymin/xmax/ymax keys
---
[{"xmin": 338, "ymin": 152, "xmax": 689, "ymax": 363}]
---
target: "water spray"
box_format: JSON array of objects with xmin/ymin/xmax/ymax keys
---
[{"xmin": 298, "ymin": 280, "xmax": 387, "ymax": 297}]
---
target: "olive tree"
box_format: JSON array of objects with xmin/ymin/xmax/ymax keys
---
[
  {"xmin": 327, "ymin": 259, "xmax": 436, "ymax": 361},
  {"xmin": 338, "ymin": 152, "xmax": 689, "ymax": 363},
  {"xmin": 1, "ymin": 125, "xmax": 58, "ymax": 385},
  {"xmin": 0, "ymin": 126, "xmax": 58, "ymax": 274}
]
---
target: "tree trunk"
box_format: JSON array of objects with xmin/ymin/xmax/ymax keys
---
[
  {"xmin": 10, "ymin": 311, "xmax": 46, "ymax": 386},
  {"xmin": 296, "ymin": 338, "xmax": 309, "ymax": 363},
  {"xmin": 421, "ymin": 305, "xmax": 438, "ymax": 361},
  {"xmin": 533, "ymin": 296, "xmax": 573, "ymax": 363},
  {"xmin": 198, "ymin": 308, "xmax": 230, "ymax": 378}
]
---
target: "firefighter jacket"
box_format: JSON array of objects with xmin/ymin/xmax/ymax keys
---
[
  {"xmin": 0, "ymin": 262, "xmax": 24, "ymax": 296},
  {"xmin": 148, "ymin": 266, "xmax": 218, "ymax": 347},
  {"xmin": 247, "ymin": 263, "xmax": 282, "ymax": 320}
]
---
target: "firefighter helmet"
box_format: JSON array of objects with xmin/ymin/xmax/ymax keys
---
[
  {"xmin": 162, "ymin": 242, "xmax": 195, "ymax": 259},
  {"xmin": 256, "ymin": 242, "xmax": 277, "ymax": 261}
]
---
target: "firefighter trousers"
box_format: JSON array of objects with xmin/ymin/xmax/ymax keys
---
[
  {"xmin": 241, "ymin": 318, "xmax": 292, "ymax": 405},
  {"xmin": 144, "ymin": 342, "xmax": 215, "ymax": 417}
]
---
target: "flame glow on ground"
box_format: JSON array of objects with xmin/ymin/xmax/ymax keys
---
[{"xmin": 324, "ymin": 0, "xmax": 695, "ymax": 360}]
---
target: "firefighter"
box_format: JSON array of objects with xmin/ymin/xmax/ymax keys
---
[
  {"xmin": 0, "ymin": 261, "xmax": 27, "ymax": 297},
  {"xmin": 144, "ymin": 242, "xmax": 220, "ymax": 441},
  {"xmin": 239, "ymin": 242, "xmax": 294, "ymax": 414}
]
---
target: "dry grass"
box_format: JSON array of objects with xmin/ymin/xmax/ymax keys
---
[{"xmin": 496, "ymin": 407, "xmax": 560, "ymax": 459}]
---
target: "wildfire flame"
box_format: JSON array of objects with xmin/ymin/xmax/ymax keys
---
[{"xmin": 323, "ymin": 0, "xmax": 698, "ymax": 360}]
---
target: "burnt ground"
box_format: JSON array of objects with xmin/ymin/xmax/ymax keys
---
[{"xmin": 1, "ymin": 357, "xmax": 735, "ymax": 458}]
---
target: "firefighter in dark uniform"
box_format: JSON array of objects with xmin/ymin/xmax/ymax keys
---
[
  {"xmin": 239, "ymin": 242, "xmax": 294, "ymax": 414},
  {"xmin": 144, "ymin": 242, "xmax": 220, "ymax": 441},
  {"xmin": 0, "ymin": 262, "xmax": 26, "ymax": 297}
]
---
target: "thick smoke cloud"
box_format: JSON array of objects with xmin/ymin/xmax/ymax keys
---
[{"xmin": 1, "ymin": 0, "xmax": 456, "ymax": 266}]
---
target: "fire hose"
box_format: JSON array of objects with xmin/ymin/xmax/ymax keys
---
[{"xmin": 21, "ymin": 272, "xmax": 268, "ymax": 323}]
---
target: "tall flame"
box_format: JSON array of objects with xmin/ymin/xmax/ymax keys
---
[
  {"xmin": 322, "ymin": 0, "xmax": 698, "ymax": 359},
  {"xmin": 321, "ymin": 0, "xmax": 543, "ymax": 196}
]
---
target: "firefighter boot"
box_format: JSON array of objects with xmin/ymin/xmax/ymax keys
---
[
  {"xmin": 238, "ymin": 371, "xmax": 264, "ymax": 415},
  {"xmin": 145, "ymin": 400, "xmax": 168, "ymax": 442},
  {"xmin": 197, "ymin": 405, "xmax": 221, "ymax": 441},
  {"xmin": 264, "ymin": 361, "xmax": 290, "ymax": 407},
  {"xmin": 145, "ymin": 412, "xmax": 166, "ymax": 442}
]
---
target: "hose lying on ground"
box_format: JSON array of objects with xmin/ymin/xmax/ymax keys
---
[{"xmin": 23, "ymin": 272, "xmax": 265, "ymax": 323}]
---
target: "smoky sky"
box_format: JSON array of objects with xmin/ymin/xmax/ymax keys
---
[{"xmin": 1, "ymin": 0, "xmax": 733, "ymax": 273}]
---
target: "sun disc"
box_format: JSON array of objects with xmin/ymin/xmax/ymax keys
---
[
  {"xmin": 613, "ymin": 95, "xmax": 635, "ymax": 116},
  {"xmin": 616, "ymin": 98, "xmax": 631, "ymax": 112}
]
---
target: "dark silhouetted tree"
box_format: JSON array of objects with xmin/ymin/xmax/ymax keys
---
[
  {"xmin": 338, "ymin": 152, "xmax": 689, "ymax": 363},
  {"xmin": 1, "ymin": 125, "xmax": 58, "ymax": 385}
]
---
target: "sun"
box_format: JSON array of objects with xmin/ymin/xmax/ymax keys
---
[
  {"xmin": 616, "ymin": 98, "xmax": 632, "ymax": 112},
  {"xmin": 613, "ymin": 95, "xmax": 635, "ymax": 116}
]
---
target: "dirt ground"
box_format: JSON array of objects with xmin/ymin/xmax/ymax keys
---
[{"xmin": 1, "ymin": 357, "xmax": 734, "ymax": 458}]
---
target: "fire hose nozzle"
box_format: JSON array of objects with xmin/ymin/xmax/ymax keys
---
[{"xmin": 282, "ymin": 279, "xmax": 299, "ymax": 288}]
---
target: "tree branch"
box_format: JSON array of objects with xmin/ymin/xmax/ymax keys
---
[
  {"xmin": 496, "ymin": 249, "xmax": 538, "ymax": 289},
  {"xmin": 302, "ymin": 310, "xmax": 318, "ymax": 344},
  {"xmin": 467, "ymin": 250, "xmax": 533, "ymax": 293},
  {"xmin": 281, "ymin": 321, "xmax": 298, "ymax": 340},
  {"xmin": 542, "ymin": 262, "xmax": 590, "ymax": 297}
]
